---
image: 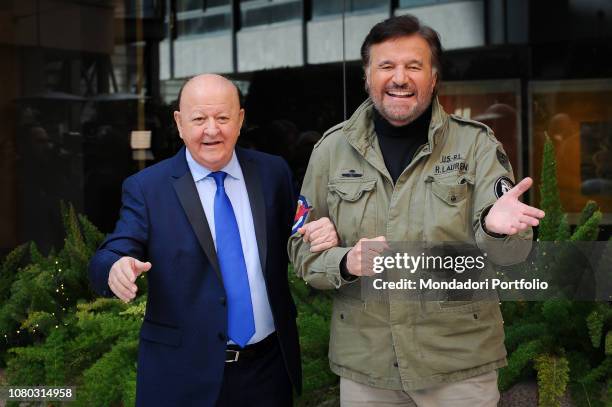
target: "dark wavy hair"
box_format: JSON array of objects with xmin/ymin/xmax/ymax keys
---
[{"xmin": 360, "ymin": 14, "xmax": 443, "ymax": 77}]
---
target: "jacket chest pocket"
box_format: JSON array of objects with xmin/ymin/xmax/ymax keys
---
[
  {"xmin": 327, "ymin": 178, "xmax": 378, "ymax": 245},
  {"xmin": 425, "ymin": 175, "xmax": 473, "ymax": 242}
]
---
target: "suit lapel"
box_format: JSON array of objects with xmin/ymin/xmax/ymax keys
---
[
  {"xmin": 173, "ymin": 171, "xmax": 223, "ymax": 283},
  {"xmin": 237, "ymin": 149, "xmax": 268, "ymax": 274}
]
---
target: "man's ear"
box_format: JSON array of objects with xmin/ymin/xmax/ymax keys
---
[
  {"xmin": 238, "ymin": 108, "xmax": 245, "ymax": 132},
  {"xmin": 431, "ymin": 70, "xmax": 438, "ymax": 93},
  {"xmin": 173, "ymin": 111, "xmax": 183, "ymax": 139}
]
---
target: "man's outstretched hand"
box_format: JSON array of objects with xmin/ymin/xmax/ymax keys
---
[
  {"xmin": 108, "ymin": 256, "xmax": 151, "ymax": 302},
  {"xmin": 485, "ymin": 177, "xmax": 545, "ymax": 236}
]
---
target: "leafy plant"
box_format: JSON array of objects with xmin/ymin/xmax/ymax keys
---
[{"xmin": 499, "ymin": 135, "xmax": 611, "ymax": 407}]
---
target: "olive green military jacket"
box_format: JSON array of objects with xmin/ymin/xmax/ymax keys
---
[{"xmin": 288, "ymin": 97, "xmax": 532, "ymax": 391}]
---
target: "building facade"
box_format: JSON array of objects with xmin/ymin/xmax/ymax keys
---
[{"xmin": 1, "ymin": 0, "xmax": 611, "ymax": 255}]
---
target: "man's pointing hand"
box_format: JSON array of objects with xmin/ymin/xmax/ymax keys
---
[{"xmin": 108, "ymin": 256, "xmax": 152, "ymax": 302}]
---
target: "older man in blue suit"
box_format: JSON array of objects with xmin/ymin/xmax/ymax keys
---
[{"xmin": 89, "ymin": 74, "xmax": 338, "ymax": 406}]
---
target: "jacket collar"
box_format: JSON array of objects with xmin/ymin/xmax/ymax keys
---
[
  {"xmin": 343, "ymin": 96, "xmax": 448, "ymax": 156},
  {"xmin": 170, "ymin": 146, "xmax": 190, "ymax": 178},
  {"xmin": 170, "ymin": 145, "xmax": 268, "ymax": 284}
]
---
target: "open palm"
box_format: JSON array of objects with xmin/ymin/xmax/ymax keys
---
[{"xmin": 485, "ymin": 177, "xmax": 546, "ymax": 235}]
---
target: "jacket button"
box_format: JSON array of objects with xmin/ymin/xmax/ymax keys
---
[
  {"xmin": 218, "ymin": 332, "xmax": 226, "ymax": 342},
  {"xmin": 340, "ymin": 313, "xmax": 344, "ymax": 320},
  {"xmin": 450, "ymin": 195, "xmax": 456, "ymax": 202},
  {"xmin": 220, "ymin": 297, "xmax": 226, "ymax": 306},
  {"xmin": 393, "ymin": 362, "xmax": 399, "ymax": 367}
]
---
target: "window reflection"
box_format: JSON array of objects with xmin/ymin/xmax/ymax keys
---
[
  {"xmin": 530, "ymin": 80, "xmax": 612, "ymax": 218},
  {"xmin": 312, "ymin": 0, "xmax": 388, "ymax": 17},
  {"xmin": 240, "ymin": 0, "xmax": 302, "ymax": 27},
  {"xmin": 176, "ymin": 0, "xmax": 232, "ymax": 36},
  {"xmin": 438, "ymin": 80, "xmax": 522, "ymax": 179},
  {"xmin": 398, "ymin": 0, "xmax": 459, "ymax": 8},
  {"xmin": 177, "ymin": 0, "xmax": 202, "ymax": 12}
]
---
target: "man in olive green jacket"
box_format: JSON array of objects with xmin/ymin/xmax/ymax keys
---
[{"xmin": 288, "ymin": 15, "xmax": 545, "ymax": 407}]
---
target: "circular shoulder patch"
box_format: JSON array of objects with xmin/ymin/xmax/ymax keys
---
[{"xmin": 494, "ymin": 176, "xmax": 515, "ymax": 198}]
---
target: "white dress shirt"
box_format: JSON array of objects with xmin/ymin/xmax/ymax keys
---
[{"xmin": 185, "ymin": 149, "xmax": 275, "ymax": 344}]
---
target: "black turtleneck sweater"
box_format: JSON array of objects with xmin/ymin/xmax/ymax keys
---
[{"xmin": 374, "ymin": 104, "xmax": 432, "ymax": 184}]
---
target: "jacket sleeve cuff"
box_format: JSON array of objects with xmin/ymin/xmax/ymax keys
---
[
  {"xmin": 479, "ymin": 205, "xmax": 507, "ymax": 239},
  {"xmin": 325, "ymin": 246, "xmax": 354, "ymax": 288},
  {"xmin": 339, "ymin": 252, "xmax": 359, "ymax": 283},
  {"xmin": 476, "ymin": 206, "xmax": 534, "ymax": 266},
  {"xmin": 89, "ymin": 250, "xmax": 122, "ymax": 298}
]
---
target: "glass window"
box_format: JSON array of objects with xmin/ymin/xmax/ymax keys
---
[
  {"xmin": 177, "ymin": 0, "xmax": 203, "ymax": 12},
  {"xmin": 529, "ymin": 80, "xmax": 612, "ymax": 222},
  {"xmin": 176, "ymin": 0, "xmax": 232, "ymax": 37},
  {"xmin": 398, "ymin": 0, "xmax": 459, "ymax": 8},
  {"xmin": 124, "ymin": 0, "xmax": 162, "ymax": 18},
  {"xmin": 438, "ymin": 80, "xmax": 523, "ymax": 179},
  {"xmin": 176, "ymin": 12, "xmax": 232, "ymax": 36},
  {"xmin": 205, "ymin": 0, "xmax": 231, "ymax": 7},
  {"xmin": 240, "ymin": 0, "xmax": 302, "ymax": 27},
  {"xmin": 312, "ymin": 0, "xmax": 388, "ymax": 17},
  {"xmin": 0, "ymin": 0, "xmax": 178, "ymax": 255},
  {"xmin": 312, "ymin": 0, "xmax": 343, "ymax": 16},
  {"xmin": 351, "ymin": 0, "xmax": 388, "ymax": 12}
]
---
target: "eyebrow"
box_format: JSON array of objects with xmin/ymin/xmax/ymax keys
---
[
  {"xmin": 377, "ymin": 59, "xmax": 423, "ymax": 66},
  {"xmin": 188, "ymin": 110, "xmax": 232, "ymax": 118}
]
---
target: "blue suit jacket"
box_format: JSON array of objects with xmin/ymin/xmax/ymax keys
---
[{"xmin": 89, "ymin": 147, "xmax": 301, "ymax": 406}]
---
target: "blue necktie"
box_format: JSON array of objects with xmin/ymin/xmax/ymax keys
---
[{"xmin": 208, "ymin": 171, "xmax": 255, "ymax": 348}]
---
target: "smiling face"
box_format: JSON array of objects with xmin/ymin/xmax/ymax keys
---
[
  {"xmin": 173, "ymin": 74, "xmax": 244, "ymax": 171},
  {"xmin": 365, "ymin": 34, "xmax": 437, "ymax": 127}
]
